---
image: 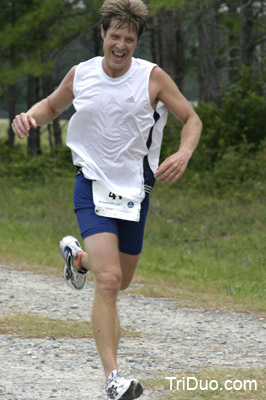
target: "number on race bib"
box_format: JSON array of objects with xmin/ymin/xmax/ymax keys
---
[
  {"xmin": 109, "ymin": 192, "xmax": 122, "ymax": 200},
  {"xmin": 93, "ymin": 181, "xmax": 141, "ymax": 222}
]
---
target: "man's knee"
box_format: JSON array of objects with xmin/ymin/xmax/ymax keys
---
[{"xmin": 95, "ymin": 269, "xmax": 122, "ymax": 297}]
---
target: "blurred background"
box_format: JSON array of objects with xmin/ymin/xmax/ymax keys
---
[
  {"xmin": 0, "ymin": 0, "xmax": 265, "ymax": 154},
  {"xmin": 0, "ymin": 0, "xmax": 265, "ymax": 312}
]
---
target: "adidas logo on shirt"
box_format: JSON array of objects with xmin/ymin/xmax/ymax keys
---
[{"xmin": 125, "ymin": 96, "xmax": 135, "ymax": 103}]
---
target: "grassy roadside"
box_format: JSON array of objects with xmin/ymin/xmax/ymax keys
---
[
  {"xmin": 0, "ymin": 173, "xmax": 265, "ymax": 314},
  {"xmin": 136, "ymin": 183, "xmax": 266, "ymax": 314},
  {"xmin": 143, "ymin": 368, "xmax": 265, "ymax": 399},
  {"xmin": 1, "ymin": 312, "xmax": 264, "ymax": 398},
  {"xmin": 0, "ymin": 312, "xmax": 94, "ymax": 338},
  {"xmin": 0, "ymin": 312, "xmax": 139, "ymax": 338}
]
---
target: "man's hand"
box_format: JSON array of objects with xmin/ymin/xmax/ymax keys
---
[
  {"xmin": 12, "ymin": 113, "xmax": 37, "ymax": 139},
  {"xmin": 154, "ymin": 149, "xmax": 192, "ymax": 184}
]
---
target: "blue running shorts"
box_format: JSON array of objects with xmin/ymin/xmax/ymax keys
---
[{"xmin": 73, "ymin": 173, "xmax": 150, "ymax": 255}]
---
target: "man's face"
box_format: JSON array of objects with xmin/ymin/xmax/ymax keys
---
[{"xmin": 101, "ymin": 19, "xmax": 138, "ymax": 78}]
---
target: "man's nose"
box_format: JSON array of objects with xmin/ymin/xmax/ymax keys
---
[{"xmin": 116, "ymin": 39, "xmax": 126, "ymax": 50}]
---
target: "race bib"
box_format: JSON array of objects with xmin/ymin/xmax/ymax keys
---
[{"xmin": 92, "ymin": 181, "xmax": 141, "ymax": 222}]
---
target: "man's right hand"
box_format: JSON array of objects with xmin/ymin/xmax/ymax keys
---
[{"xmin": 12, "ymin": 113, "xmax": 37, "ymax": 139}]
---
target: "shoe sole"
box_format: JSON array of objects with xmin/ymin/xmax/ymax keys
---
[
  {"xmin": 59, "ymin": 236, "xmax": 86, "ymax": 290},
  {"xmin": 119, "ymin": 381, "xmax": 143, "ymax": 399},
  {"xmin": 62, "ymin": 262, "xmax": 86, "ymax": 290}
]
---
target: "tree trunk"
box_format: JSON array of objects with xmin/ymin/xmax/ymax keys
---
[
  {"xmin": 157, "ymin": 14, "xmax": 164, "ymax": 68},
  {"xmin": 92, "ymin": 25, "xmax": 101, "ymax": 56},
  {"xmin": 150, "ymin": 16, "xmax": 159, "ymax": 65},
  {"xmin": 47, "ymin": 123, "xmax": 54, "ymax": 148},
  {"xmin": 53, "ymin": 117, "xmax": 62, "ymax": 147},
  {"xmin": 6, "ymin": 47, "xmax": 18, "ymax": 148},
  {"xmin": 197, "ymin": 0, "xmax": 220, "ymax": 102},
  {"xmin": 27, "ymin": 75, "xmax": 41, "ymax": 155},
  {"xmin": 226, "ymin": 0, "xmax": 240, "ymax": 79},
  {"xmin": 157, "ymin": 8, "xmax": 185, "ymax": 90},
  {"xmin": 7, "ymin": 83, "xmax": 17, "ymax": 148},
  {"xmin": 42, "ymin": 74, "xmax": 62, "ymax": 148},
  {"xmin": 240, "ymin": 0, "xmax": 255, "ymax": 67},
  {"xmin": 175, "ymin": 22, "xmax": 185, "ymax": 91}
]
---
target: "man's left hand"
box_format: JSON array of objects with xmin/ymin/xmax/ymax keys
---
[{"xmin": 154, "ymin": 149, "xmax": 192, "ymax": 184}]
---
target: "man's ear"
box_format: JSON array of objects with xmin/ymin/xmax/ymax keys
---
[{"xmin": 100, "ymin": 24, "xmax": 106, "ymax": 40}]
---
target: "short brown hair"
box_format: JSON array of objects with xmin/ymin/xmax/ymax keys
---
[{"xmin": 100, "ymin": 0, "xmax": 149, "ymax": 38}]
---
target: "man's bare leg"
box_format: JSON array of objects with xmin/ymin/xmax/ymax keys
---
[
  {"xmin": 73, "ymin": 249, "xmax": 140, "ymax": 291},
  {"xmin": 72, "ymin": 234, "xmax": 140, "ymax": 380},
  {"xmin": 119, "ymin": 252, "xmax": 140, "ymax": 291},
  {"xmin": 82, "ymin": 233, "xmax": 122, "ymax": 381}
]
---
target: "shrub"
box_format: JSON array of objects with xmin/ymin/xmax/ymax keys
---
[
  {"xmin": 195, "ymin": 67, "xmax": 266, "ymax": 161},
  {"xmin": 212, "ymin": 140, "xmax": 266, "ymax": 188},
  {"xmin": 160, "ymin": 67, "xmax": 266, "ymax": 172},
  {"xmin": 0, "ymin": 142, "xmax": 74, "ymax": 184}
]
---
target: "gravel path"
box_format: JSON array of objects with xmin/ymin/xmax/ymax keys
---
[{"xmin": 0, "ymin": 264, "xmax": 265, "ymax": 399}]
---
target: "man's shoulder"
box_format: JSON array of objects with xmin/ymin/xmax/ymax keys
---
[
  {"xmin": 82, "ymin": 56, "xmax": 101, "ymax": 65},
  {"xmin": 75, "ymin": 57, "xmax": 101, "ymax": 76},
  {"xmin": 134, "ymin": 57, "xmax": 156, "ymax": 69}
]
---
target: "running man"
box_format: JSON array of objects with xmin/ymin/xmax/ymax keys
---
[{"xmin": 12, "ymin": 0, "xmax": 202, "ymax": 398}]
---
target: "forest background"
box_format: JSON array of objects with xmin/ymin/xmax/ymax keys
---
[{"xmin": 0, "ymin": 0, "xmax": 265, "ymax": 315}]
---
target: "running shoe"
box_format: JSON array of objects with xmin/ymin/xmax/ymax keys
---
[
  {"xmin": 106, "ymin": 370, "xmax": 143, "ymax": 399},
  {"xmin": 59, "ymin": 235, "xmax": 87, "ymax": 290}
]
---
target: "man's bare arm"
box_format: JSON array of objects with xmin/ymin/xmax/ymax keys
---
[
  {"xmin": 12, "ymin": 66, "xmax": 76, "ymax": 139},
  {"xmin": 150, "ymin": 67, "xmax": 202, "ymax": 183}
]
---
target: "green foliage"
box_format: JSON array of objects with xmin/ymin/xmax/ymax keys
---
[
  {"xmin": 2, "ymin": 122, "xmax": 265, "ymax": 196},
  {"xmin": 0, "ymin": 0, "xmax": 99, "ymax": 86},
  {"xmin": 210, "ymin": 140, "xmax": 266, "ymax": 189},
  {"xmin": 183, "ymin": 139, "xmax": 266, "ymax": 195},
  {"xmin": 0, "ymin": 60, "xmax": 54, "ymax": 84},
  {"xmin": 147, "ymin": 0, "xmax": 186, "ymax": 14},
  {"xmin": 160, "ymin": 67, "xmax": 266, "ymax": 176},
  {"xmin": 0, "ymin": 141, "xmax": 74, "ymax": 184},
  {"xmin": 159, "ymin": 115, "xmax": 183, "ymax": 161},
  {"xmin": 218, "ymin": 4, "xmax": 241, "ymax": 33},
  {"xmin": 147, "ymin": 0, "xmax": 213, "ymax": 14},
  {"xmin": 195, "ymin": 67, "xmax": 266, "ymax": 160}
]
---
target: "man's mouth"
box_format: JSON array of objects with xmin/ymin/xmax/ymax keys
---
[{"xmin": 112, "ymin": 51, "xmax": 126, "ymax": 60}]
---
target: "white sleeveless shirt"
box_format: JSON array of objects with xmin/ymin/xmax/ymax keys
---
[{"xmin": 66, "ymin": 56, "xmax": 168, "ymax": 202}]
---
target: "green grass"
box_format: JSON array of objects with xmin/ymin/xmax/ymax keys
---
[
  {"xmin": 0, "ymin": 312, "xmax": 139, "ymax": 338},
  {"xmin": 0, "ymin": 174, "xmax": 79, "ymax": 271},
  {"xmin": 0, "ymin": 312, "xmax": 93, "ymax": 338},
  {"xmin": 0, "ymin": 121, "xmax": 265, "ymax": 313},
  {"xmin": 135, "ymin": 183, "xmax": 266, "ymax": 312},
  {"xmin": 143, "ymin": 368, "xmax": 265, "ymax": 399},
  {"xmin": 0, "ymin": 172, "xmax": 265, "ymax": 313}
]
